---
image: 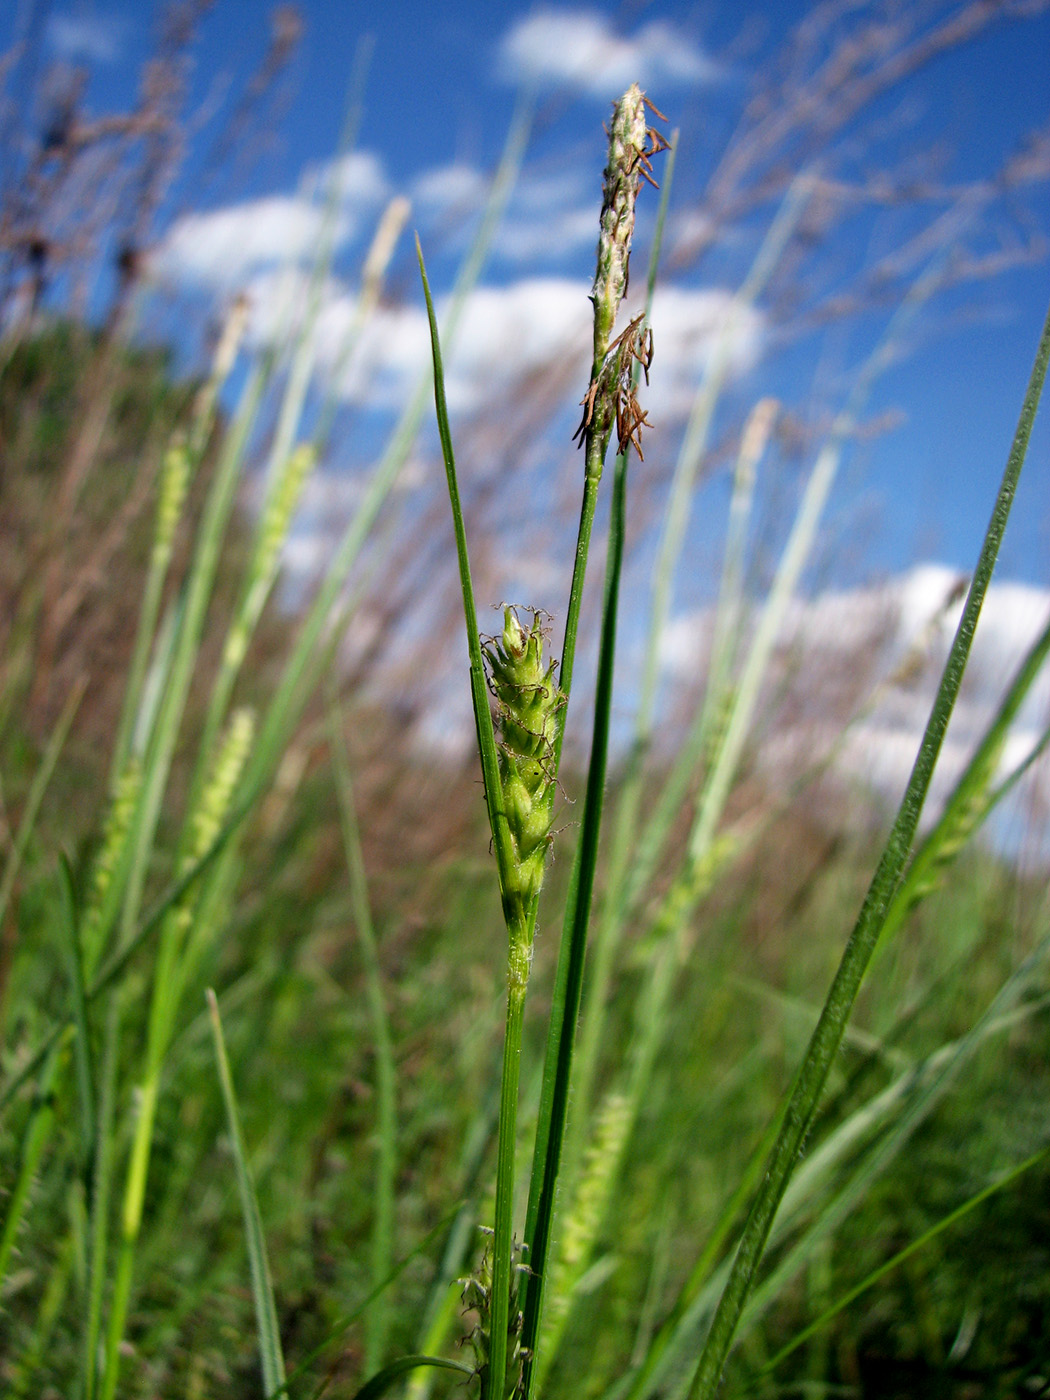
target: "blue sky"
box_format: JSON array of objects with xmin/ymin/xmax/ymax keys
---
[{"xmin": 7, "ymin": 0, "xmax": 1050, "ymax": 597}]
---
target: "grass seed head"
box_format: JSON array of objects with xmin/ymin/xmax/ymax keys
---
[{"xmin": 483, "ymin": 607, "xmax": 565, "ymax": 917}]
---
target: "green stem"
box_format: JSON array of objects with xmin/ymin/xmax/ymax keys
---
[
  {"xmin": 488, "ymin": 962, "xmax": 528, "ymax": 1399},
  {"xmin": 519, "ymin": 434, "xmax": 629, "ymax": 1396}
]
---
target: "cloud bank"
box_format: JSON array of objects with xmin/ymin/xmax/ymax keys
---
[
  {"xmin": 663, "ymin": 564, "xmax": 1050, "ymax": 851},
  {"xmin": 497, "ymin": 10, "xmax": 720, "ymax": 96}
]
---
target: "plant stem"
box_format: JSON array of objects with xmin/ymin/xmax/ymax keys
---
[{"xmin": 488, "ymin": 950, "xmax": 528, "ymax": 1399}]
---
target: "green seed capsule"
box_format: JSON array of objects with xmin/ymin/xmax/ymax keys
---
[{"xmin": 483, "ymin": 607, "xmax": 565, "ymax": 915}]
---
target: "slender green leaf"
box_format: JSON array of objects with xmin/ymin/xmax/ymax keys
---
[
  {"xmin": 328, "ymin": 692, "xmax": 397, "ymax": 1374},
  {"xmin": 350, "ymin": 1356, "xmax": 474, "ymax": 1400},
  {"xmin": 687, "ymin": 294, "xmax": 1050, "ymax": 1400},
  {"xmin": 206, "ymin": 988, "xmax": 287, "ymax": 1398}
]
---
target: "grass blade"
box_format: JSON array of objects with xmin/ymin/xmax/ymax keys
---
[
  {"xmin": 206, "ymin": 988, "xmax": 287, "ymax": 1398},
  {"xmin": 327, "ymin": 692, "xmax": 397, "ymax": 1374},
  {"xmin": 686, "ymin": 294, "xmax": 1050, "ymax": 1400},
  {"xmin": 349, "ymin": 1356, "xmax": 474, "ymax": 1400}
]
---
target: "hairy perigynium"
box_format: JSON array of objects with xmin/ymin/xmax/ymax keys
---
[{"xmin": 483, "ymin": 607, "xmax": 565, "ymax": 928}]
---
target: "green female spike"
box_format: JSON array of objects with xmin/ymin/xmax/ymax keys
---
[{"xmin": 483, "ymin": 608, "xmax": 565, "ymax": 932}]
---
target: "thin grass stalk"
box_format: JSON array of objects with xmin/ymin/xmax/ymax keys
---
[
  {"xmin": 82, "ymin": 995, "xmax": 121, "ymax": 1400},
  {"xmin": 206, "ymin": 988, "xmax": 287, "ymax": 1397},
  {"xmin": 312, "ymin": 193, "xmax": 411, "ymax": 452},
  {"xmin": 627, "ymin": 396, "xmax": 777, "ymax": 907},
  {"xmin": 100, "ymin": 709, "xmax": 254, "ymax": 1400},
  {"xmin": 180, "ymin": 88, "xmax": 364, "ymax": 818},
  {"xmin": 514, "ymin": 108, "xmax": 674, "ymax": 1392},
  {"xmin": 328, "ymin": 694, "xmax": 397, "ymax": 1374},
  {"xmin": 635, "ymin": 172, "xmax": 813, "ymax": 749},
  {"xmin": 872, "ymin": 607, "xmax": 1050, "ymax": 953},
  {"xmin": 518, "ymin": 424, "xmax": 631, "ymax": 1398},
  {"xmin": 686, "ymin": 294, "xmax": 1050, "ymax": 1400},
  {"xmin": 573, "ymin": 391, "xmax": 771, "ymax": 1156}
]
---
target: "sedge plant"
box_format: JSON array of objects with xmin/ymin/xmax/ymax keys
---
[
  {"xmin": 418, "ymin": 84, "xmax": 669, "ymax": 1399},
  {"xmin": 413, "ymin": 84, "xmax": 1049, "ymax": 1400}
]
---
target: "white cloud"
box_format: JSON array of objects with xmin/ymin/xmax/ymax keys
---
[
  {"xmin": 498, "ymin": 10, "xmax": 720, "ymax": 97},
  {"xmin": 307, "ymin": 150, "xmax": 390, "ymax": 207},
  {"xmin": 48, "ymin": 13, "xmax": 123, "ymax": 64},
  {"xmin": 152, "ymin": 152, "xmax": 389, "ymax": 291},
  {"xmin": 663, "ymin": 564, "xmax": 1050, "ymax": 850},
  {"xmin": 235, "ymin": 262, "xmax": 762, "ymax": 435},
  {"xmin": 412, "ymin": 163, "xmax": 489, "ymax": 213},
  {"xmin": 409, "ymin": 163, "xmax": 599, "ymax": 265},
  {"xmin": 153, "ymin": 196, "xmax": 330, "ymax": 289}
]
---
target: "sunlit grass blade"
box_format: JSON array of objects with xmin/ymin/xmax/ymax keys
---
[
  {"xmin": 206, "ymin": 988, "xmax": 287, "ymax": 1398},
  {"xmin": 327, "ymin": 690, "xmax": 397, "ymax": 1374},
  {"xmin": 686, "ymin": 295, "xmax": 1050, "ymax": 1400},
  {"xmin": 875, "ymin": 606, "xmax": 1050, "ymax": 952},
  {"xmin": 416, "ymin": 238, "xmax": 513, "ymax": 896}
]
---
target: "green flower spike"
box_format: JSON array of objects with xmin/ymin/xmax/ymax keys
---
[{"xmin": 483, "ymin": 607, "xmax": 565, "ymax": 932}]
